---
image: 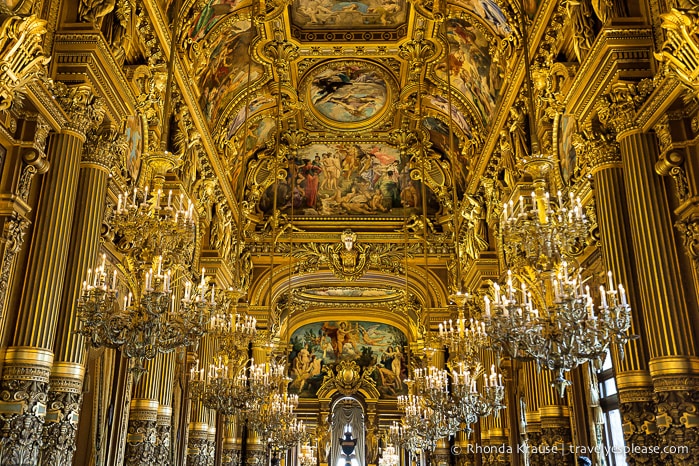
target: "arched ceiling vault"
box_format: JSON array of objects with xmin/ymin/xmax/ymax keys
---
[{"xmin": 176, "ymin": 0, "xmax": 518, "ymax": 210}]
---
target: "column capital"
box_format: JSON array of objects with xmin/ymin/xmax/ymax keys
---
[
  {"xmin": 595, "ymin": 79, "xmax": 654, "ymax": 138},
  {"xmin": 81, "ymin": 128, "xmax": 127, "ymax": 171},
  {"xmin": 573, "ymin": 125, "xmax": 622, "ymax": 173},
  {"xmin": 50, "ymin": 82, "xmax": 106, "ymax": 139}
]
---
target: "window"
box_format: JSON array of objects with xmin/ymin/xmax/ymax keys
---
[{"xmin": 598, "ymin": 350, "xmax": 626, "ymax": 466}]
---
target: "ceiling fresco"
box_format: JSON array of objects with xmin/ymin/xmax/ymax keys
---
[
  {"xmin": 257, "ymin": 142, "xmax": 441, "ymax": 217},
  {"xmin": 434, "ymin": 17, "xmax": 503, "ymax": 126},
  {"xmin": 290, "ymin": 0, "xmax": 409, "ymax": 29},
  {"xmin": 308, "ymin": 62, "xmax": 389, "ymax": 125},
  {"xmin": 288, "ymin": 320, "xmax": 409, "ymax": 398},
  {"xmin": 176, "ymin": 0, "xmax": 520, "ymax": 228},
  {"xmin": 196, "ymin": 19, "xmax": 263, "ymax": 124}
]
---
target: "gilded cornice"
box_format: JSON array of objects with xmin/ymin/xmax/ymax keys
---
[
  {"xmin": 25, "ymin": 80, "xmax": 68, "ymax": 131},
  {"xmin": 566, "ymin": 25, "xmax": 653, "ymax": 125},
  {"xmin": 52, "ymin": 32, "xmax": 136, "ymax": 124},
  {"xmin": 636, "ymin": 74, "xmax": 686, "ymax": 132}
]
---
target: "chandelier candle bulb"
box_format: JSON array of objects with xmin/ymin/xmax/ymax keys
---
[
  {"xmin": 167, "ymin": 190, "xmax": 172, "ymax": 208},
  {"xmin": 143, "ymin": 186, "xmax": 148, "ymax": 207},
  {"xmin": 599, "ymin": 286, "xmax": 607, "ymax": 308},
  {"xmin": 607, "ymin": 271, "xmax": 614, "ymax": 291},
  {"xmin": 132, "ymin": 188, "xmax": 137, "ymax": 206},
  {"xmin": 619, "ymin": 284, "xmax": 627, "ymax": 306}
]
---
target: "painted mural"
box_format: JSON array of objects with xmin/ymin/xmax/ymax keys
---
[
  {"xmin": 309, "ymin": 63, "xmax": 388, "ymax": 124},
  {"xmin": 224, "ymin": 92, "xmax": 275, "ymax": 140},
  {"xmin": 291, "ymin": 0, "xmax": 407, "ymax": 29},
  {"xmin": 426, "ymin": 95, "xmax": 473, "ymax": 138},
  {"xmin": 188, "ymin": 0, "xmax": 247, "ymax": 41},
  {"xmin": 258, "ymin": 142, "xmax": 438, "ymax": 217},
  {"xmin": 423, "ymin": 116, "xmax": 461, "ymax": 157},
  {"xmin": 124, "ymin": 115, "xmax": 143, "ymax": 182},
  {"xmin": 303, "ymin": 287, "xmax": 399, "ymax": 297},
  {"xmin": 435, "ymin": 18, "xmax": 502, "ymax": 126},
  {"xmin": 558, "ymin": 114, "xmax": 577, "ymax": 184},
  {"xmin": 452, "ymin": 0, "xmax": 511, "ymax": 36},
  {"xmin": 288, "ymin": 321, "xmax": 409, "ymax": 398},
  {"xmin": 197, "ymin": 20, "xmax": 263, "ymax": 125}
]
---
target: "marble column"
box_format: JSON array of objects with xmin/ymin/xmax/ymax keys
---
[
  {"xmin": 40, "ymin": 129, "xmax": 123, "ymax": 466},
  {"xmin": 0, "ymin": 84, "xmax": 104, "ymax": 465}
]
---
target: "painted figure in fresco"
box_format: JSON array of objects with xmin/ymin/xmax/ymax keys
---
[
  {"xmin": 400, "ymin": 181, "xmax": 419, "ymax": 208},
  {"xmin": 382, "ymin": 346, "xmax": 403, "ymax": 388},
  {"xmin": 300, "ymin": 159, "xmax": 322, "ymax": 208}
]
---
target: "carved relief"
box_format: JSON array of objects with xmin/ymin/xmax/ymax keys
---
[
  {"xmin": 125, "ymin": 419, "xmax": 158, "ymax": 466},
  {"xmin": 0, "ymin": 213, "xmax": 29, "ymax": 323},
  {"xmin": 282, "ymin": 231, "xmax": 418, "ymax": 279},
  {"xmin": 656, "ymin": 8, "xmax": 699, "ymax": 98},
  {"xmin": 620, "ymin": 399, "xmax": 660, "ymax": 465},
  {"xmin": 0, "ymin": 365, "xmax": 50, "ymax": 465},
  {"xmin": 595, "ymin": 80, "xmax": 654, "ymax": 136},
  {"xmin": 40, "ymin": 390, "xmax": 83, "ymax": 466},
  {"xmin": 82, "ymin": 128, "xmax": 128, "ymax": 171},
  {"xmin": 51, "ymin": 83, "xmax": 106, "ymax": 137},
  {"xmin": 675, "ymin": 216, "xmax": 699, "ymax": 276},
  {"xmin": 0, "ymin": 13, "xmax": 50, "ymax": 111}
]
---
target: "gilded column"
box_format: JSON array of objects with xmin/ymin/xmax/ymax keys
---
[
  {"xmin": 574, "ymin": 124, "xmax": 656, "ymax": 465},
  {"xmin": 188, "ymin": 336, "xmax": 216, "ymax": 466},
  {"xmin": 244, "ymin": 336, "xmax": 271, "ymax": 466},
  {"xmin": 600, "ymin": 82, "xmax": 699, "ymax": 464},
  {"xmin": 536, "ymin": 370, "xmax": 573, "ymax": 466},
  {"xmin": 156, "ymin": 352, "xmax": 176, "ymax": 466},
  {"xmin": 222, "ymin": 417, "xmax": 242, "ymax": 466},
  {"xmin": 0, "ymin": 84, "xmax": 104, "ymax": 466},
  {"xmin": 125, "ymin": 357, "xmax": 163, "ymax": 465},
  {"xmin": 522, "ymin": 361, "xmax": 541, "ymax": 466},
  {"xmin": 40, "ymin": 129, "xmax": 124, "ymax": 466}
]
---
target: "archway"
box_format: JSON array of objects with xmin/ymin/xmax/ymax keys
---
[{"xmin": 330, "ymin": 397, "xmax": 365, "ymax": 466}]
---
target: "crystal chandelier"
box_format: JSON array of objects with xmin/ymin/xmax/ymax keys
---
[
  {"xmin": 77, "ymin": 254, "xmax": 214, "ymax": 372},
  {"xmin": 396, "ymin": 392, "xmax": 456, "ymax": 451},
  {"xmin": 191, "ymin": 358, "xmax": 287, "ymax": 417},
  {"xmin": 299, "ymin": 443, "xmax": 316, "ymax": 466},
  {"xmin": 501, "ymin": 189, "xmax": 587, "ymax": 272},
  {"xmin": 251, "ymin": 391, "xmax": 308, "ymax": 449},
  {"xmin": 379, "ymin": 444, "xmax": 399, "ymax": 466},
  {"xmin": 410, "ymin": 361, "xmax": 505, "ymax": 439},
  {"xmin": 438, "ymin": 293, "xmax": 488, "ymax": 366},
  {"xmin": 113, "ymin": 186, "xmax": 196, "ymax": 267},
  {"xmin": 208, "ymin": 287, "xmax": 257, "ymax": 359},
  {"xmin": 484, "ymin": 262, "xmax": 633, "ymax": 395}
]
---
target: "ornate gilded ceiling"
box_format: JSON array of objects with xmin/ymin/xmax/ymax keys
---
[{"xmin": 173, "ymin": 0, "xmax": 520, "ymax": 225}]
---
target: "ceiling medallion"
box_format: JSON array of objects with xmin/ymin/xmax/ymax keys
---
[{"xmin": 299, "ymin": 59, "xmax": 398, "ymax": 130}]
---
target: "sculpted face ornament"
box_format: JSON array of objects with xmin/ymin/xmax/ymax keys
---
[
  {"xmin": 341, "ymin": 229, "xmax": 356, "ymax": 251},
  {"xmin": 329, "ymin": 230, "xmax": 370, "ymax": 281}
]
